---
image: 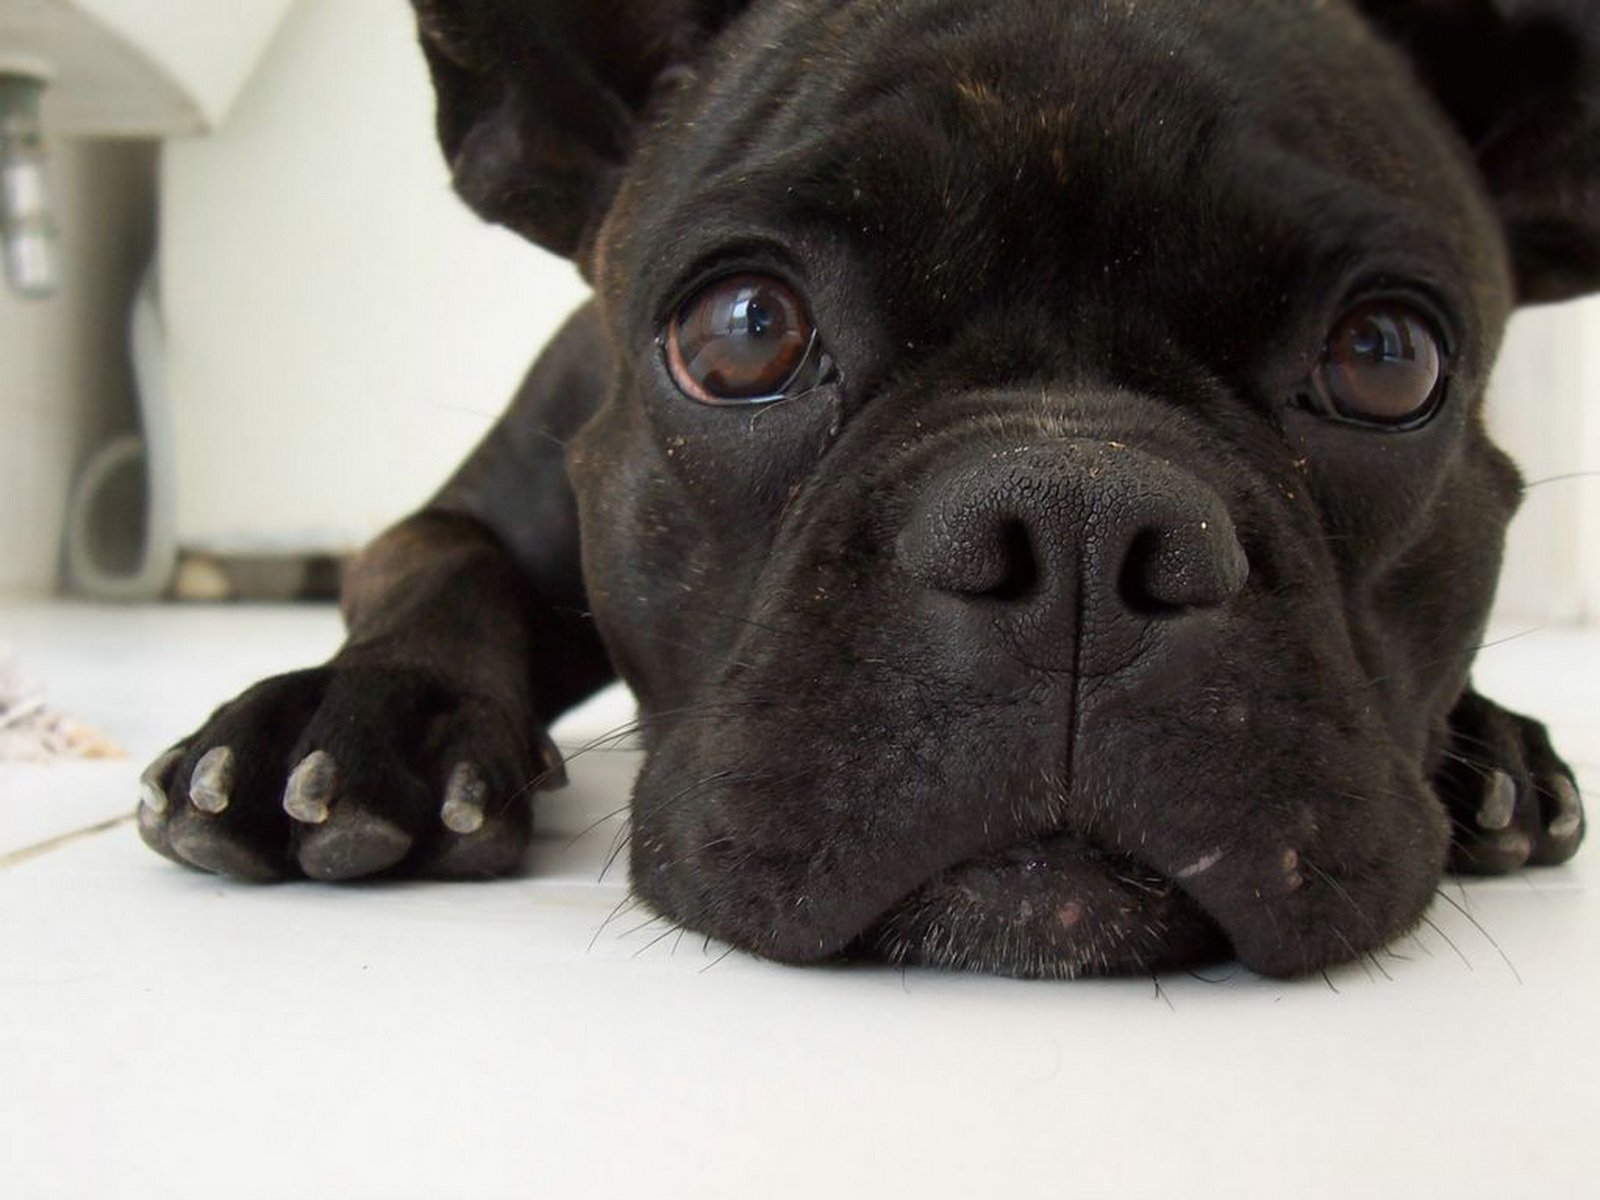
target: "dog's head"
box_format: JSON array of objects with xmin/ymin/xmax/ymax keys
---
[{"xmin": 413, "ymin": 0, "xmax": 1600, "ymax": 976}]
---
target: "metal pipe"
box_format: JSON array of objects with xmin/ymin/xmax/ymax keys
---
[{"xmin": 0, "ymin": 73, "xmax": 57, "ymax": 299}]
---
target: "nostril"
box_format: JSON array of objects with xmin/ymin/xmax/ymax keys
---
[
  {"xmin": 897, "ymin": 512, "xmax": 1043, "ymax": 599},
  {"xmin": 985, "ymin": 519, "xmax": 1041, "ymax": 601},
  {"xmin": 1119, "ymin": 522, "xmax": 1249, "ymax": 615},
  {"xmin": 1119, "ymin": 529, "xmax": 1173, "ymax": 617}
]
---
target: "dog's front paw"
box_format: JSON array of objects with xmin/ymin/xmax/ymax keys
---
[
  {"xmin": 137, "ymin": 666, "xmax": 560, "ymax": 881},
  {"xmin": 1436, "ymin": 691, "xmax": 1585, "ymax": 874}
]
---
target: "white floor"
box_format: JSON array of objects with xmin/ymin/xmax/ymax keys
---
[{"xmin": 2, "ymin": 601, "xmax": 1597, "ymax": 1199}]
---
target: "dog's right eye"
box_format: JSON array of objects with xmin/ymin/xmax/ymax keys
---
[{"xmin": 665, "ymin": 274, "xmax": 820, "ymax": 405}]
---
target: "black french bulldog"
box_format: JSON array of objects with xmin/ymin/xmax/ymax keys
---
[{"xmin": 138, "ymin": 0, "xmax": 1596, "ymax": 979}]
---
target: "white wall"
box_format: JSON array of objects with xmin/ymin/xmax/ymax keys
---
[
  {"xmin": 1488, "ymin": 297, "xmax": 1600, "ymax": 625},
  {"xmin": 160, "ymin": 0, "xmax": 587, "ymax": 556},
  {"xmin": 0, "ymin": 138, "xmax": 155, "ymax": 597}
]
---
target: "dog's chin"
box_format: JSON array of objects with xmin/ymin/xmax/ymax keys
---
[{"xmin": 854, "ymin": 835, "xmax": 1229, "ymax": 979}]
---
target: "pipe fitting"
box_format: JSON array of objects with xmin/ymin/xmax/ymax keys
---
[{"xmin": 0, "ymin": 73, "xmax": 57, "ymax": 299}]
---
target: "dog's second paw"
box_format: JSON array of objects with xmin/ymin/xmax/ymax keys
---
[
  {"xmin": 137, "ymin": 666, "xmax": 561, "ymax": 882},
  {"xmin": 1436, "ymin": 691, "xmax": 1585, "ymax": 875}
]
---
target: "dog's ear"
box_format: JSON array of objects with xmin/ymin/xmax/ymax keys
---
[
  {"xmin": 411, "ymin": 0, "xmax": 750, "ymax": 262},
  {"xmin": 1358, "ymin": 0, "xmax": 1600, "ymax": 304}
]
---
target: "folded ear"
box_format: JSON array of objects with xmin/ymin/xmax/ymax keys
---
[
  {"xmin": 411, "ymin": 0, "xmax": 749, "ymax": 262},
  {"xmin": 1359, "ymin": 0, "xmax": 1600, "ymax": 304}
]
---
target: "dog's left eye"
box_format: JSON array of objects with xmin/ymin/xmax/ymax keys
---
[
  {"xmin": 665, "ymin": 274, "xmax": 821, "ymax": 405},
  {"xmin": 1304, "ymin": 301, "xmax": 1445, "ymax": 427}
]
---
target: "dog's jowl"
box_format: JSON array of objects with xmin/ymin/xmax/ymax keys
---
[{"xmin": 138, "ymin": 0, "xmax": 1597, "ymax": 978}]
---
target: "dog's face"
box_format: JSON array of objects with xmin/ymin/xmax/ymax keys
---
[{"xmin": 416, "ymin": 0, "xmax": 1600, "ymax": 975}]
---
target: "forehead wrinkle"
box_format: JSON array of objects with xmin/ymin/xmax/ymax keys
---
[
  {"xmin": 675, "ymin": 0, "xmax": 1098, "ymax": 190},
  {"xmin": 624, "ymin": 0, "xmax": 1506, "ymax": 373},
  {"xmin": 672, "ymin": 0, "xmax": 1242, "ymax": 213},
  {"xmin": 668, "ymin": 0, "xmax": 948, "ymax": 191},
  {"xmin": 767, "ymin": 61, "xmax": 1229, "ymax": 282}
]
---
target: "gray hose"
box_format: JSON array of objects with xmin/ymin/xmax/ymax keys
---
[{"xmin": 64, "ymin": 258, "xmax": 178, "ymax": 600}]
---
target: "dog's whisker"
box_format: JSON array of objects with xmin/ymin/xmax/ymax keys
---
[
  {"xmin": 698, "ymin": 942, "xmax": 739, "ymax": 974},
  {"xmin": 427, "ymin": 400, "xmax": 504, "ymax": 422},
  {"xmin": 598, "ymin": 822, "xmax": 634, "ymax": 883},
  {"xmin": 617, "ymin": 911, "xmax": 669, "ymax": 941},
  {"xmin": 1150, "ymin": 973, "xmax": 1175, "ymax": 1011},
  {"xmin": 564, "ymin": 803, "xmax": 631, "ymax": 850},
  {"xmin": 554, "ymin": 699, "xmax": 768, "ymax": 772},
  {"xmin": 587, "ymin": 892, "xmax": 642, "ymax": 953},
  {"xmin": 1357, "ymin": 625, "xmax": 1547, "ymax": 691},
  {"xmin": 1521, "ymin": 469, "xmax": 1600, "ymax": 490},
  {"xmin": 1303, "ymin": 859, "xmax": 1373, "ymax": 934},
  {"xmin": 1332, "ymin": 928, "xmax": 1370, "ymax": 983},
  {"xmin": 1436, "ymin": 747, "xmax": 1496, "ymax": 776},
  {"xmin": 632, "ymin": 920, "xmax": 686, "ymax": 958},
  {"xmin": 1433, "ymin": 887, "xmax": 1522, "ymax": 984},
  {"xmin": 672, "ymin": 602, "xmax": 807, "ymax": 643},
  {"xmin": 1419, "ymin": 909, "xmax": 1472, "ymax": 969}
]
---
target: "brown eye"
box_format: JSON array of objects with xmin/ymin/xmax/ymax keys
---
[
  {"xmin": 666, "ymin": 274, "xmax": 817, "ymax": 404},
  {"xmin": 1310, "ymin": 300, "xmax": 1444, "ymax": 426}
]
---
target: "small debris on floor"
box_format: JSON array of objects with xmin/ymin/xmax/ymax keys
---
[{"xmin": 0, "ymin": 647, "xmax": 123, "ymax": 762}]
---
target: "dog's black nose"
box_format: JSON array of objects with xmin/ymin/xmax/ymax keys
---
[{"xmin": 896, "ymin": 441, "xmax": 1248, "ymax": 618}]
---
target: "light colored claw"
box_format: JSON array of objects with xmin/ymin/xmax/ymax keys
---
[
  {"xmin": 1549, "ymin": 776, "xmax": 1583, "ymax": 840},
  {"xmin": 139, "ymin": 747, "xmax": 183, "ymax": 814},
  {"xmin": 535, "ymin": 732, "xmax": 569, "ymax": 792},
  {"xmin": 283, "ymin": 750, "xmax": 337, "ymax": 825},
  {"xmin": 189, "ymin": 746, "xmax": 235, "ymax": 814},
  {"xmin": 1477, "ymin": 770, "xmax": 1517, "ymax": 831},
  {"xmin": 440, "ymin": 762, "xmax": 488, "ymax": 835}
]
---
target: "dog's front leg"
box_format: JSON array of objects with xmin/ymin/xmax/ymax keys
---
[
  {"xmin": 138, "ymin": 306, "xmax": 617, "ymax": 881},
  {"xmin": 136, "ymin": 513, "xmax": 589, "ymax": 880}
]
